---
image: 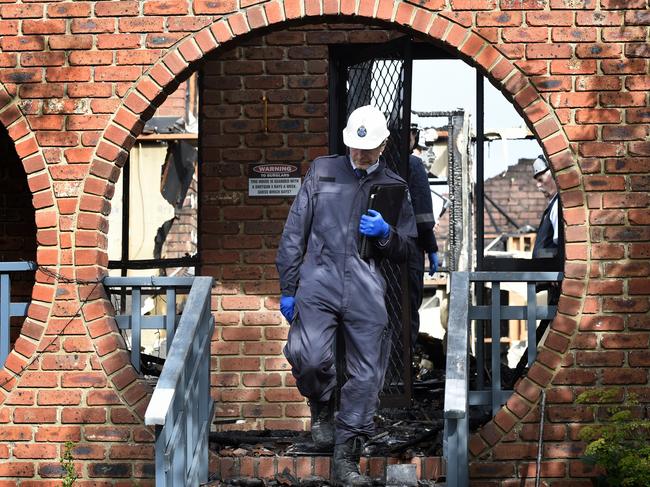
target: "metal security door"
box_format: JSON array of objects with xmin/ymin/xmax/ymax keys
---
[{"xmin": 330, "ymin": 37, "xmax": 413, "ymax": 407}]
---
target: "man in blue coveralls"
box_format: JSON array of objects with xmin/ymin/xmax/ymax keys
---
[{"xmin": 276, "ymin": 105, "xmax": 417, "ymax": 486}]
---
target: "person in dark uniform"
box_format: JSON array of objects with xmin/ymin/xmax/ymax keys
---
[
  {"xmin": 512, "ymin": 154, "xmax": 564, "ymax": 382},
  {"xmin": 407, "ymin": 125, "xmax": 439, "ymax": 354},
  {"xmin": 276, "ymin": 105, "xmax": 417, "ymax": 486},
  {"xmin": 532, "ymin": 154, "xmax": 562, "ymax": 262}
]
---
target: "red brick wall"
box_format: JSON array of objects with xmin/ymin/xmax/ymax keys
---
[{"xmin": 0, "ymin": 1, "xmax": 645, "ymax": 485}]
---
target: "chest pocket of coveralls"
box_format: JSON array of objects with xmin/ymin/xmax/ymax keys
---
[{"xmin": 314, "ymin": 182, "xmax": 344, "ymax": 233}]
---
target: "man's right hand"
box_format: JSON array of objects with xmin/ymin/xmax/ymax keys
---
[
  {"xmin": 359, "ymin": 209, "xmax": 390, "ymax": 239},
  {"xmin": 280, "ymin": 295, "xmax": 295, "ymax": 322}
]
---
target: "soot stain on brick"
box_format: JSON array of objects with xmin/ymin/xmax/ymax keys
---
[
  {"xmin": 40, "ymin": 464, "xmax": 66, "ymax": 476},
  {"xmin": 91, "ymin": 463, "xmax": 131, "ymax": 477},
  {"xmin": 149, "ymin": 35, "xmax": 175, "ymax": 45},
  {"xmin": 78, "ymin": 20, "xmax": 97, "ymax": 30},
  {"xmin": 497, "ymin": 13, "xmax": 511, "ymax": 23},
  {"xmin": 73, "ymin": 445, "xmax": 92, "ymax": 455},
  {"xmin": 588, "ymin": 178, "xmax": 607, "ymax": 187},
  {"xmin": 8, "ymin": 72, "xmax": 36, "ymax": 83},
  {"xmin": 537, "ymin": 80, "xmax": 562, "ymax": 89}
]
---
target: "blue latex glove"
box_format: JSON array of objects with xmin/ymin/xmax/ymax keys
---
[
  {"xmin": 280, "ymin": 295, "xmax": 295, "ymax": 322},
  {"xmin": 428, "ymin": 252, "xmax": 439, "ymax": 276},
  {"xmin": 359, "ymin": 209, "xmax": 390, "ymax": 239}
]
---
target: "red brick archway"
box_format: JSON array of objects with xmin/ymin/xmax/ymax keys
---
[
  {"xmin": 0, "ymin": 83, "xmax": 62, "ymax": 391},
  {"xmin": 77, "ymin": 5, "xmax": 585, "ymax": 453}
]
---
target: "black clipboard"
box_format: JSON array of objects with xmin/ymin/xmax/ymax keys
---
[{"xmin": 358, "ymin": 183, "xmax": 406, "ymax": 259}]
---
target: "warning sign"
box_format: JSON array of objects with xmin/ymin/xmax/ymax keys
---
[{"xmin": 248, "ymin": 163, "xmax": 301, "ymax": 197}]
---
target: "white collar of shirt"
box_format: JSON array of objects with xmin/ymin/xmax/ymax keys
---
[
  {"xmin": 349, "ymin": 158, "xmax": 379, "ymax": 175},
  {"xmin": 547, "ymin": 193, "xmax": 559, "ymax": 244}
]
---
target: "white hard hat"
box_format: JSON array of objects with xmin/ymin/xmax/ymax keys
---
[
  {"xmin": 423, "ymin": 127, "xmax": 439, "ymax": 145},
  {"xmin": 342, "ymin": 105, "xmax": 390, "ymax": 150},
  {"xmin": 532, "ymin": 154, "xmax": 549, "ymax": 177}
]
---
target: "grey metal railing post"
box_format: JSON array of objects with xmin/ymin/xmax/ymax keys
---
[
  {"xmin": 475, "ymin": 283, "xmax": 485, "ymax": 391},
  {"xmin": 444, "ymin": 271, "xmax": 470, "ymax": 487},
  {"xmin": 131, "ymin": 286, "xmax": 142, "ymax": 373},
  {"xmin": 0, "ymin": 273, "xmax": 10, "ymax": 368},
  {"xmin": 490, "ymin": 282, "xmax": 501, "ymax": 416},
  {"xmin": 0, "ymin": 261, "xmax": 36, "ymax": 370},
  {"xmin": 166, "ymin": 287, "xmax": 176, "ymax": 353},
  {"xmin": 526, "ymin": 282, "xmax": 537, "ymax": 366},
  {"xmin": 199, "ymin": 316, "xmax": 213, "ymax": 483}
]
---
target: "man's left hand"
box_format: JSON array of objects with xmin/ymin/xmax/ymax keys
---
[
  {"xmin": 280, "ymin": 295, "xmax": 295, "ymax": 322},
  {"xmin": 428, "ymin": 252, "xmax": 439, "ymax": 276},
  {"xmin": 359, "ymin": 209, "xmax": 390, "ymax": 239}
]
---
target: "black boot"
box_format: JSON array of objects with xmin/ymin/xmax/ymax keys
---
[
  {"xmin": 309, "ymin": 398, "xmax": 334, "ymax": 450},
  {"xmin": 332, "ymin": 436, "xmax": 372, "ymax": 486}
]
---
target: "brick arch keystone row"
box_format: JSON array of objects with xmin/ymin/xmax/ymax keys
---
[{"xmin": 76, "ymin": 1, "xmax": 587, "ymax": 450}]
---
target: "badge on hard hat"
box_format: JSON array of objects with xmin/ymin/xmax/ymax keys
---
[{"xmin": 357, "ymin": 126, "xmax": 367, "ymax": 138}]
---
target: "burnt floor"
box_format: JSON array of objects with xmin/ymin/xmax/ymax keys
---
[{"xmin": 204, "ymin": 334, "xmax": 522, "ymax": 485}]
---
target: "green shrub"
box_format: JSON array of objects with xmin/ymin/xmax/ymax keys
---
[{"xmin": 577, "ymin": 389, "xmax": 650, "ymax": 487}]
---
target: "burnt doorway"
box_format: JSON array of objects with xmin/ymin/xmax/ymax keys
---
[{"xmin": 329, "ymin": 37, "xmax": 414, "ymax": 407}]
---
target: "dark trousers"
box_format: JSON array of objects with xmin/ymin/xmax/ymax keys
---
[
  {"xmin": 408, "ymin": 250, "xmax": 425, "ymax": 352},
  {"xmin": 283, "ymin": 297, "xmax": 391, "ymax": 444}
]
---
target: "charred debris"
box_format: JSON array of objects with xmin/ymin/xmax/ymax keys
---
[{"xmin": 205, "ymin": 334, "xmax": 524, "ymax": 485}]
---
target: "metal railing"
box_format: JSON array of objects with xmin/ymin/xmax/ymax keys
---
[
  {"xmin": 443, "ymin": 271, "xmax": 563, "ymax": 487},
  {"xmin": 0, "ymin": 261, "xmax": 36, "ymax": 369},
  {"xmin": 2, "ymin": 267, "xmax": 214, "ymax": 485},
  {"xmin": 144, "ymin": 276, "xmax": 214, "ymax": 487},
  {"xmin": 105, "ymin": 276, "xmax": 216, "ymax": 485},
  {"xmin": 103, "ymin": 276, "xmax": 197, "ymax": 373}
]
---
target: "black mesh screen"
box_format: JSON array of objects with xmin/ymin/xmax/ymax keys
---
[{"xmin": 344, "ymin": 53, "xmax": 411, "ymax": 406}]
